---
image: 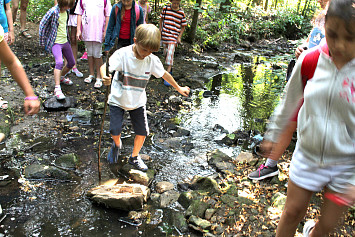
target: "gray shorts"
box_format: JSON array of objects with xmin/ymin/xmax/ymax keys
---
[
  {"xmin": 109, "ymin": 105, "xmax": 149, "ymax": 136},
  {"xmin": 289, "ymin": 147, "xmax": 355, "ymax": 194}
]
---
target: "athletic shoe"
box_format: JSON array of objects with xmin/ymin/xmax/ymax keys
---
[
  {"xmin": 248, "ymin": 164, "xmax": 279, "ymax": 180},
  {"xmin": 54, "ymin": 88, "xmax": 65, "ymax": 100},
  {"xmin": 303, "ymin": 220, "xmax": 316, "ymax": 237},
  {"xmin": 72, "ymin": 68, "xmax": 83, "ymax": 77},
  {"xmin": 80, "ymin": 52, "xmax": 88, "ymax": 60},
  {"xmin": 128, "ymin": 155, "xmax": 148, "ymax": 171},
  {"xmin": 107, "ymin": 140, "xmax": 122, "ymax": 164}
]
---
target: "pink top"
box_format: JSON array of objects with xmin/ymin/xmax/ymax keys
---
[{"xmin": 75, "ymin": 0, "xmax": 112, "ymax": 43}]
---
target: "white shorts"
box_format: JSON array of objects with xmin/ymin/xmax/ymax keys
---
[
  {"xmin": 84, "ymin": 41, "xmax": 102, "ymax": 58},
  {"xmin": 289, "ymin": 147, "xmax": 355, "ymax": 194},
  {"xmin": 68, "ymin": 14, "xmax": 77, "ymax": 27}
]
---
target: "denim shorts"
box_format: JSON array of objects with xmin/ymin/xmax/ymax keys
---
[
  {"xmin": 109, "ymin": 105, "xmax": 149, "ymax": 136},
  {"xmin": 289, "ymin": 147, "xmax": 355, "ymax": 194}
]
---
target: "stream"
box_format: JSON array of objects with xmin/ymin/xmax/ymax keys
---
[{"xmin": 0, "ymin": 47, "xmax": 292, "ymax": 236}]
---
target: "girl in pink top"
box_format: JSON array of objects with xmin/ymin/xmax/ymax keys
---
[
  {"xmin": 138, "ymin": 0, "xmax": 151, "ymax": 23},
  {"xmin": 75, "ymin": 0, "xmax": 111, "ymax": 88}
]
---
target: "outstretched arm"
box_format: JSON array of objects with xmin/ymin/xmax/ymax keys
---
[
  {"xmin": 162, "ymin": 71, "xmax": 190, "ymax": 97},
  {"xmin": 0, "ymin": 40, "xmax": 40, "ymax": 115}
]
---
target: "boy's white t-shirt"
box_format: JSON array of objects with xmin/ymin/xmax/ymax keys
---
[{"xmin": 108, "ymin": 45, "xmax": 165, "ymax": 110}]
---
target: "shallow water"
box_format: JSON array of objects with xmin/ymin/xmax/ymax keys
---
[{"xmin": 0, "ymin": 50, "xmax": 289, "ymax": 236}]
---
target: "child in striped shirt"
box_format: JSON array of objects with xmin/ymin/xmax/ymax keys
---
[{"xmin": 159, "ymin": 0, "xmax": 186, "ymax": 86}]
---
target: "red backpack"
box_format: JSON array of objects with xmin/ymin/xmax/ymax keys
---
[{"xmin": 289, "ymin": 43, "xmax": 328, "ymax": 121}]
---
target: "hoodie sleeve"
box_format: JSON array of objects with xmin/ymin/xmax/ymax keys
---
[{"xmin": 263, "ymin": 53, "xmax": 307, "ymax": 142}]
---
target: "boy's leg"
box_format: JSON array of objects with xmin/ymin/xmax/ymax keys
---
[
  {"xmin": 128, "ymin": 107, "xmax": 149, "ymax": 171},
  {"xmin": 107, "ymin": 106, "xmax": 124, "ymax": 163},
  {"xmin": 276, "ymin": 180, "xmax": 313, "ymax": 237},
  {"xmin": 308, "ymin": 188, "xmax": 349, "ymax": 237},
  {"xmin": 165, "ymin": 43, "xmax": 176, "ymax": 73},
  {"xmin": 132, "ymin": 135, "xmax": 146, "ymax": 157}
]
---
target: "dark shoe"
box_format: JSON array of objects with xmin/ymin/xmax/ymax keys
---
[
  {"xmin": 128, "ymin": 155, "xmax": 148, "ymax": 171},
  {"xmin": 107, "ymin": 140, "xmax": 122, "ymax": 164},
  {"xmin": 248, "ymin": 164, "xmax": 279, "ymax": 180}
]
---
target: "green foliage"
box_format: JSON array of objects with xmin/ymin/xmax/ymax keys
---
[
  {"xmin": 189, "ymin": 1, "xmax": 314, "ymax": 50},
  {"xmin": 27, "ymin": 0, "xmax": 54, "ymax": 23}
]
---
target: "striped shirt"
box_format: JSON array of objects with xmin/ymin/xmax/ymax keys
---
[
  {"xmin": 108, "ymin": 45, "xmax": 165, "ymax": 110},
  {"xmin": 39, "ymin": 6, "xmax": 61, "ymax": 52},
  {"xmin": 160, "ymin": 5, "xmax": 186, "ymax": 43}
]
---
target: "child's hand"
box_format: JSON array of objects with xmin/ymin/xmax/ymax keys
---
[
  {"xmin": 102, "ymin": 75, "xmax": 112, "ymax": 86},
  {"xmin": 177, "ymin": 86, "xmax": 190, "ymax": 97},
  {"xmin": 9, "ymin": 31, "xmax": 15, "ymax": 45},
  {"xmin": 260, "ymin": 140, "xmax": 273, "ymax": 158},
  {"xmin": 76, "ymin": 30, "xmax": 82, "ymax": 41},
  {"xmin": 24, "ymin": 99, "xmax": 40, "ymax": 115}
]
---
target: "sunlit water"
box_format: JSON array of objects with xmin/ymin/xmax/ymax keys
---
[{"xmin": 0, "ymin": 51, "xmax": 289, "ymax": 236}]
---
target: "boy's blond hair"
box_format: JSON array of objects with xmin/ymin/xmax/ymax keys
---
[{"xmin": 135, "ymin": 24, "xmax": 161, "ymax": 52}]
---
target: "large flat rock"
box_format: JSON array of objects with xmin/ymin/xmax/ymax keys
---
[{"xmin": 87, "ymin": 184, "xmax": 150, "ymax": 211}]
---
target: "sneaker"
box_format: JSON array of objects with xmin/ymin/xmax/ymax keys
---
[
  {"xmin": 54, "ymin": 88, "xmax": 66, "ymax": 100},
  {"xmin": 303, "ymin": 220, "xmax": 316, "ymax": 237},
  {"xmin": 248, "ymin": 164, "xmax": 279, "ymax": 180},
  {"xmin": 72, "ymin": 68, "xmax": 83, "ymax": 77},
  {"xmin": 60, "ymin": 77, "xmax": 73, "ymax": 85},
  {"xmin": 128, "ymin": 155, "xmax": 148, "ymax": 171},
  {"xmin": 80, "ymin": 52, "xmax": 88, "ymax": 60},
  {"xmin": 107, "ymin": 140, "xmax": 122, "ymax": 164}
]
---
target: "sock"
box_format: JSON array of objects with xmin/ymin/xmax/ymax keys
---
[
  {"xmin": 265, "ymin": 158, "xmax": 277, "ymax": 167},
  {"xmin": 54, "ymin": 85, "xmax": 61, "ymax": 90}
]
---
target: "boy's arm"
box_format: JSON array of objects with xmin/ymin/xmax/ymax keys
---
[
  {"xmin": 177, "ymin": 25, "xmax": 185, "ymax": 44},
  {"xmin": 159, "ymin": 18, "xmax": 163, "ymax": 32},
  {"xmin": 162, "ymin": 72, "xmax": 190, "ymax": 97},
  {"xmin": 5, "ymin": 2, "xmax": 14, "ymax": 45},
  {"xmin": 100, "ymin": 63, "xmax": 112, "ymax": 86}
]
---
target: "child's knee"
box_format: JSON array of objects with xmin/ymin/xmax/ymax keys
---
[
  {"xmin": 66, "ymin": 60, "xmax": 75, "ymax": 69},
  {"xmin": 55, "ymin": 61, "xmax": 64, "ymax": 70}
]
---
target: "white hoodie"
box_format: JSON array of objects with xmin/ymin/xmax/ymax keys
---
[{"xmin": 265, "ymin": 41, "xmax": 355, "ymax": 183}]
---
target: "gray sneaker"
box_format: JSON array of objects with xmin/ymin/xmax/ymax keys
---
[
  {"xmin": 248, "ymin": 164, "xmax": 279, "ymax": 180},
  {"xmin": 128, "ymin": 155, "xmax": 148, "ymax": 171}
]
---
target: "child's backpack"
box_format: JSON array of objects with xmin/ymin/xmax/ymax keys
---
[
  {"xmin": 300, "ymin": 43, "xmax": 327, "ymax": 88},
  {"xmin": 289, "ymin": 43, "xmax": 327, "ymax": 121},
  {"xmin": 114, "ymin": 2, "xmax": 140, "ymax": 24}
]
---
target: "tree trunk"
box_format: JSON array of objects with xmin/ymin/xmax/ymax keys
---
[
  {"xmin": 264, "ymin": 0, "xmax": 269, "ymax": 11},
  {"xmin": 186, "ymin": 0, "xmax": 202, "ymax": 43}
]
